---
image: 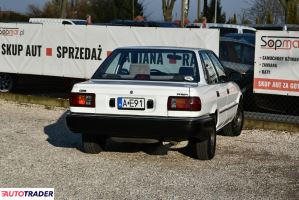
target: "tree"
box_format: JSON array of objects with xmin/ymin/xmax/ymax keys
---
[
  {"xmin": 266, "ymin": 12, "xmax": 273, "ymax": 24},
  {"xmin": 242, "ymin": 18, "xmax": 251, "ymax": 25},
  {"xmin": 28, "ymin": 0, "xmax": 61, "ymax": 18},
  {"xmin": 61, "ymin": 0, "xmax": 68, "ymax": 18},
  {"xmin": 28, "ymin": 0, "xmax": 144, "ymax": 23},
  {"xmin": 162, "ymin": 0, "xmax": 176, "ymax": 22},
  {"xmin": 245, "ymin": 0, "xmax": 298, "ymax": 24},
  {"xmin": 113, "ymin": 0, "xmax": 143, "ymax": 19},
  {"xmin": 67, "ymin": 0, "xmax": 89, "ymax": 19},
  {"xmin": 186, "ymin": 0, "xmax": 190, "ymax": 19},
  {"xmin": 287, "ymin": 2, "xmax": 298, "ymax": 23},
  {"xmin": 232, "ymin": 13, "xmax": 237, "ymax": 24},
  {"xmin": 239, "ymin": 13, "xmax": 251, "ymax": 25},
  {"xmin": 244, "ymin": 0, "xmax": 285, "ymax": 24},
  {"xmin": 203, "ymin": 0, "xmax": 208, "ymax": 17},
  {"xmin": 206, "ymin": 0, "xmax": 226, "ymax": 23},
  {"xmin": 88, "ymin": 0, "xmax": 116, "ymax": 22},
  {"xmin": 27, "ymin": 4, "xmax": 43, "ymax": 17},
  {"xmin": 279, "ymin": 0, "xmax": 291, "ymax": 22},
  {"xmin": 0, "ymin": 11, "xmax": 29, "ymax": 22},
  {"xmin": 255, "ymin": 17, "xmax": 260, "ymax": 24},
  {"xmin": 226, "ymin": 13, "xmax": 237, "ymax": 24},
  {"xmin": 89, "ymin": 0, "xmax": 144, "ymax": 22}
]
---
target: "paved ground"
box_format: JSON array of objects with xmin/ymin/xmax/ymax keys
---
[{"xmin": 0, "ymin": 100, "xmax": 298, "ymax": 200}]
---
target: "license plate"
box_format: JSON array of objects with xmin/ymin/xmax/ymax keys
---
[{"xmin": 117, "ymin": 97, "xmax": 145, "ymax": 110}]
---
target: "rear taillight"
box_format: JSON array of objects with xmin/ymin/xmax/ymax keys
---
[
  {"xmin": 69, "ymin": 93, "xmax": 95, "ymax": 107},
  {"xmin": 167, "ymin": 97, "xmax": 201, "ymax": 111}
]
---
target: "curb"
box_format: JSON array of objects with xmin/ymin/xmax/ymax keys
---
[
  {"xmin": 0, "ymin": 93, "xmax": 298, "ymax": 132},
  {"xmin": 244, "ymin": 112, "xmax": 299, "ymax": 132},
  {"xmin": 244, "ymin": 119, "xmax": 299, "ymax": 132},
  {"xmin": 0, "ymin": 93, "xmax": 69, "ymax": 108}
]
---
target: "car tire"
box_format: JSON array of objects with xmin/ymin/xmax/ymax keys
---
[
  {"xmin": 0, "ymin": 73, "xmax": 15, "ymax": 92},
  {"xmin": 82, "ymin": 134, "xmax": 106, "ymax": 154},
  {"xmin": 191, "ymin": 125, "xmax": 216, "ymax": 160},
  {"xmin": 222, "ymin": 102, "xmax": 244, "ymax": 137}
]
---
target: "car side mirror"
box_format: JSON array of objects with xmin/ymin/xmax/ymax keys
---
[{"xmin": 229, "ymin": 72, "xmax": 242, "ymax": 83}]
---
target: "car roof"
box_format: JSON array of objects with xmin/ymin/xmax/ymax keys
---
[
  {"xmin": 29, "ymin": 18, "xmax": 86, "ymax": 22},
  {"xmin": 117, "ymin": 46, "xmax": 206, "ymax": 51},
  {"xmin": 220, "ymin": 37, "xmax": 255, "ymax": 47},
  {"xmin": 187, "ymin": 23, "xmax": 256, "ymax": 31},
  {"xmin": 225, "ymin": 33, "xmax": 256, "ymax": 37},
  {"xmin": 110, "ymin": 20, "xmax": 179, "ymax": 27},
  {"xmin": 250, "ymin": 24, "xmax": 299, "ymax": 31}
]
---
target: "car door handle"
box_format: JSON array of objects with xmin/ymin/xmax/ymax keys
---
[
  {"xmin": 216, "ymin": 91, "xmax": 220, "ymax": 97},
  {"xmin": 227, "ymin": 88, "xmax": 230, "ymax": 94}
]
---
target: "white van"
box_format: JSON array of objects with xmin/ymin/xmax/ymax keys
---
[
  {"xmin": 29, "ymin": 18, "xmax": 87, "ymax": 25},
  {"xmin": 186, "ymin": 23, "xmax": 256, "ymax": 36}
]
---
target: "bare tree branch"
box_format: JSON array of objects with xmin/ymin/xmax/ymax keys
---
[
  {"xmin": 243, "ymin": 0, "xmax": 285, "ymax": 24},
  {"xmin": 162, "ymin": 0, "xmax": 176, "ymax": 21}
]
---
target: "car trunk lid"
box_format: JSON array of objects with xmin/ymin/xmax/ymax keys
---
[{"xmin": 71, "ymin": 80, "xmax": 194, "ymax": 117}]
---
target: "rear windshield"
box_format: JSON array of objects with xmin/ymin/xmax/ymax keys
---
[{"xmin": 92, "ymin": 49, "xmax": 199, "ymax": 82}]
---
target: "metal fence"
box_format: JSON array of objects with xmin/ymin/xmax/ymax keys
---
[
  {"xmin": 245, "ymin": 111, "xmax": 299, "ymax": 124},
  {"xmin": 244, "ymin": 93, "xmax": 299, "ymax": 124}
]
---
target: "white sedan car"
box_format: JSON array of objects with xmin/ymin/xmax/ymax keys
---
[{"xmin": 66, "ymin": 46, "xmax": 243, "ymax": 160}]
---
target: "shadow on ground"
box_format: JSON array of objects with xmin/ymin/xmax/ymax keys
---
[
  {"xmin": 44, "ymin": 112, "xmax": 82, "ymax": 151},
  {"xmin": 43, "ymin": 112, "xmax": 193, "ymax": 157},
  {"xmin": 105, "ymin": 140, "xmax": 192, "ymax": 157}
]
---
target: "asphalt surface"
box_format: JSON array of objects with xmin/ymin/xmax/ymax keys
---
[{"xmin": 0, "ymin": 100, "xmax": 298, "ymax": 199}]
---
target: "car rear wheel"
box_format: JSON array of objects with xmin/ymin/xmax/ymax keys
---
[
  {"xmin": 0, "ymin": 73, "xmax": 14, "ymax": 92},
  {"xmin": 82, "ymin": 134, "xmax": 107, "ymax": 154},
  {"xmin": 191, "ymin": 125, "xmax": 216, "ymax": 160},
  {"xmin": 222, "ymin": 102, "xmax": 244, "ymax": 137}
]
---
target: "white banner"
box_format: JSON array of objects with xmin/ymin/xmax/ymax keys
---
[
  {"xmin": 0, "ymin": 23, "xmax": 219, "ymax": 79},
  {"xmin": 254, "ymin": 31, "xmax": 299, "ymax": 96}
]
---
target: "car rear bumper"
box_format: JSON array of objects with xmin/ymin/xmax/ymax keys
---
[{"xmin": 65, "ymin": 112, "xmax": 214, "ymax": 140}]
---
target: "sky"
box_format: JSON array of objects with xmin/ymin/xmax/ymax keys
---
[{"xmin": 0, "ymin": 0, "xmax": 249, "ymax": 21}]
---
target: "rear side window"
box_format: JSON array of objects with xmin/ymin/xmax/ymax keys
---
[
  {"xmin": 92, "ymin": 49, "xmax": 199, "ymax": 82},
  {"xmin": 207, "ymin": 52, "xmax": 227, "ymax": 78},
  {"xmin": 200, "ymin": 52, "xmax": 219, "ymax": 84}
]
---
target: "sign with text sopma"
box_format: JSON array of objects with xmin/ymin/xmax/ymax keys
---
[
  {"xmin": 0, "ymin": 24, "xmax": 219, "ymax": 79},
  {"xmin": 254, "ymin": 31, "xmax": 299, "ymax": 96}
]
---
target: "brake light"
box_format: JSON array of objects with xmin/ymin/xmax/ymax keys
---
[
  {"xmin": 167, "ymin": 97, "xmax": 201, "ymax": 111},
  {"xmin": 70, "ymin": 93, "xmax": 95, "ymax": 107}
]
